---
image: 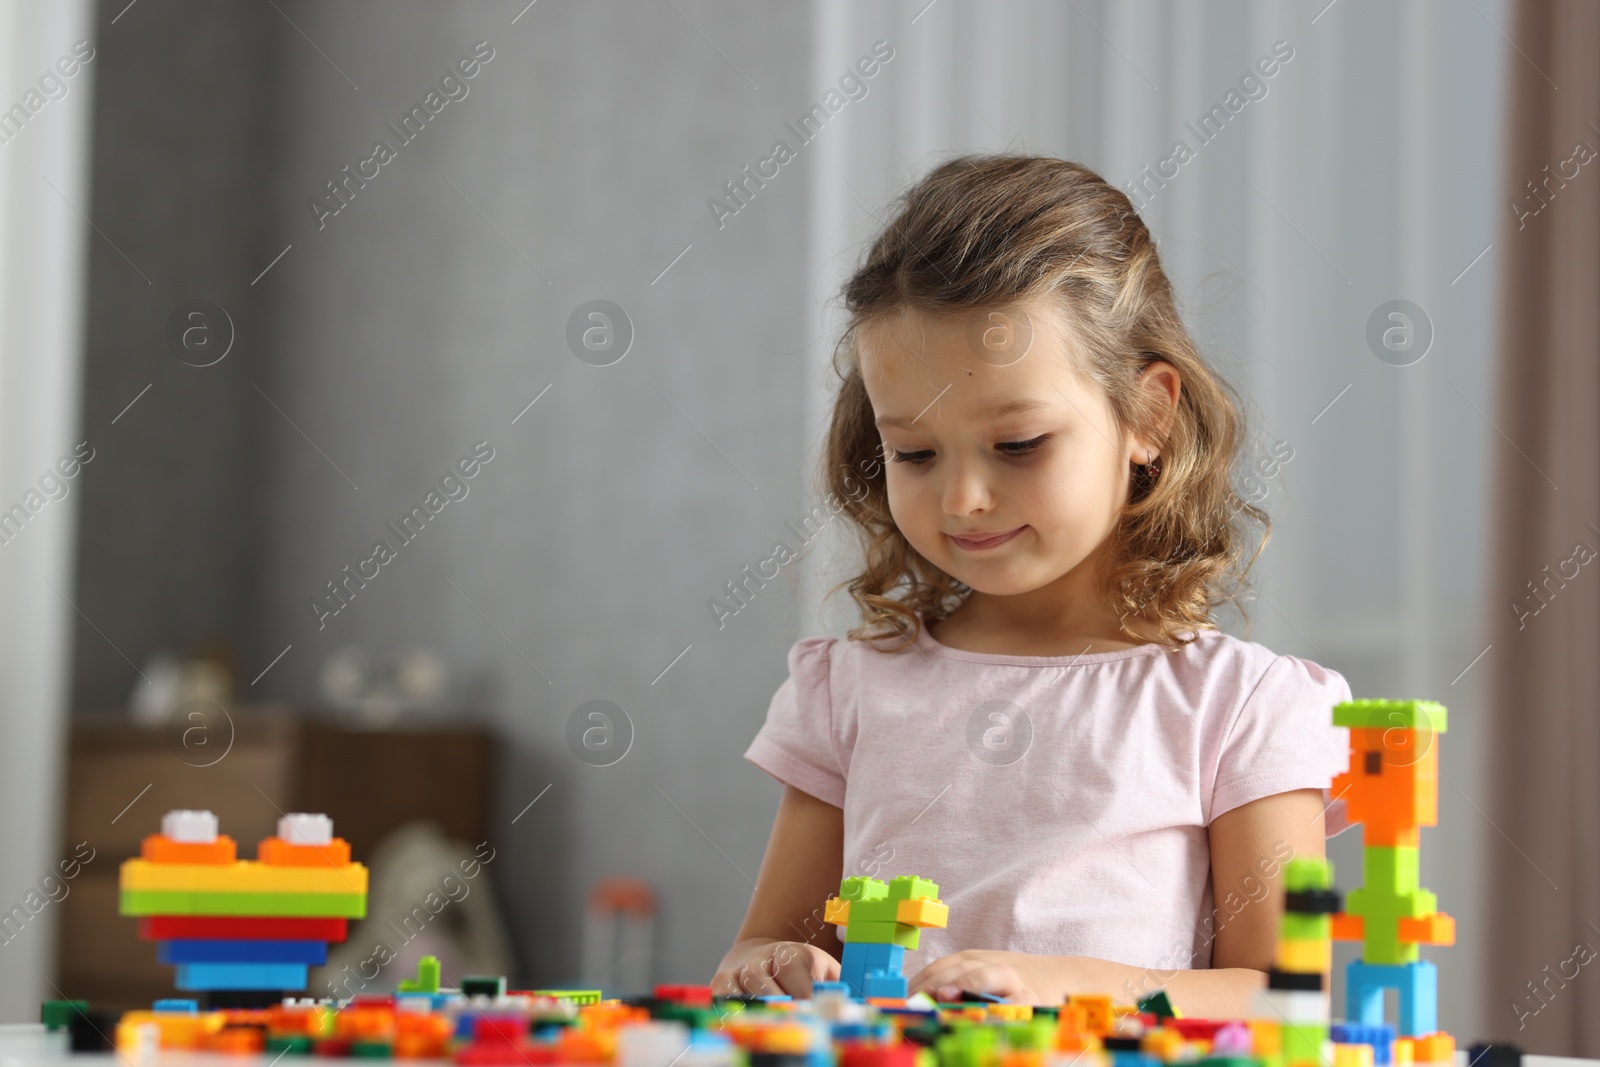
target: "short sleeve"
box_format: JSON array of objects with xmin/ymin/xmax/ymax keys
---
[
  {"xmin": 1210, "ymin": 653, "xmax": 1353, "ymax": 835},
  {"xmin": 743, "ymin": 637, "xmax": 847, "ymax": 807}
]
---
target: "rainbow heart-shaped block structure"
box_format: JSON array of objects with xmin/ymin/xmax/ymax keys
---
[{"xmin": 119, "ymin": 810, "xmax": 367, "ymax": 991}]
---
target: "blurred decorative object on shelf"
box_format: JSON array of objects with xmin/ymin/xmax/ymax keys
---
[
  {"xmin": 581, "ymin": 876, "xmax": 656, "ymax": 998},
  {"xmin": 129, "ymin": 652, "xmax": 234, "ymax": 727},
  {"xmin": 321, "ymin": 646, "xmax": 447, "ymax": 726}
]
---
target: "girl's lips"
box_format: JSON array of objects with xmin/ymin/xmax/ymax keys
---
[{"xmin": 949, "ymin": 526, "xmax": 1024, "ymax": 550}]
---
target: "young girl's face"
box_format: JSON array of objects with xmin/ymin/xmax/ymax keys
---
[{"xmin": 859, "ymin": 302, "xmax": 1170, "ymax": 603}]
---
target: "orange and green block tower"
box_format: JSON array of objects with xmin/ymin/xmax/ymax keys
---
[
  {"xmin": 824, "ymin": 875, "xmax": 948, "ymax": 999},
  {"xmin": 1330, "ymin": 699, "xmax": 1454, "ymax": 1060}
]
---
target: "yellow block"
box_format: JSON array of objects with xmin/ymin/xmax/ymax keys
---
[
  {"xmin": 823, "ymin": 896, "xmax": 850, "ymax": 925},
  {"xmin": 1275, "ymin": 937, "xmax": 1332, "ymax": 972},
  {"xmin": 119, "ymin": 858, "xmax": 367, "ymax": 895},
  {"xmin": 1334, "ymin": 1044, "xmax": 1375, "ymax": 1067},
  {"xmin": 896, "ymin": 898, "xmax": 950, "ymax": 928}
]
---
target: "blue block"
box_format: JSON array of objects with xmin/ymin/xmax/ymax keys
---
[
  {"xmin": 173, "ymin": 962, "xmax": 310, "ymax": 991},
  {"xmin": 853, "ymin": 943, "xmax": 904, "ymax": 970},
  {"xmin": 859, "ymin": 973, "xmax": 907, "ymax": 999},
  {"xmin": 1346, "ymin": 960, "xmax": 1437, "ymax": 1037},
  {"xmin": 840, "ymin": 942, "xmax": 905, "ymax": 998},
  {"xmin": 1332, "ymin": 1022, "xmax": 1396, "ymax": 1065},
  {"xmin": 158, "ymin": 939, "xmax": 329, "ymax": 965},
  {"xmin": 152, "ymin": 999, "xmax": 198, "ymax": 1014},
  {"xmin": 811, "ymin": 980, "xmax": 851, "ymax": 999}
]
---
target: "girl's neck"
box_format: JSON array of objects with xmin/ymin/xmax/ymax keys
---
[{"xmin": 930, "ymin": 591, "xmax": 1143, "ymax": 657}]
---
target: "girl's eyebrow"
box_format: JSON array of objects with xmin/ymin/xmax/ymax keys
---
[{"xmin": 875, "ymin": 398, "xmax": 1052, "ymax": 430}]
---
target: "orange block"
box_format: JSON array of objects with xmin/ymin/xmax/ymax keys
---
[
  {"xmin": 1398, "ymin": 912, "xmax": 1455, "ymax": 945},
  {"xmin": 1331, "ymin": 913, "xmax": 1365, "ymax": 941},
  {"xmin": 141, "ymin": 834, "xmax": 238, "ymax": 864},
  {"xmin": 1409, "ymin": 1033, "xmax": 1455, "ymax": 1064},
  {"xmin": 257, "ymin": 836, "xmax": 353, "ymax": 867}
]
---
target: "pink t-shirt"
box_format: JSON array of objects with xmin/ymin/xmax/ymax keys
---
[{"xmin": 743, "ymin": 623, "xmax": 1351, "ymax": 975}]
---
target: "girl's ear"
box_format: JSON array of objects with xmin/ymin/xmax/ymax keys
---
[{"xmin": 1130, "ymin": 360, "xmax": 1182, "ymax": 463}]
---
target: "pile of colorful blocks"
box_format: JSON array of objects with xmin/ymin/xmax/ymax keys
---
[{"xmin": 118, "ymin": 810, "xmax": 367, "ymax": 993}]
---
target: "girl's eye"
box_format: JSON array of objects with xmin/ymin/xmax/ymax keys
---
[
  {"xmin": 890, "ymin": 448, "xmax": 934, "ymax": 465},
  {"xmin": 998, "ymin": 433, "xmax": 1051, "ymax": 455}
]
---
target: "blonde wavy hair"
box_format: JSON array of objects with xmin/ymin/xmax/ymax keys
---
[{"xmin": 819, "ymin": 154, "xmax": 1267, "ymax": 650}]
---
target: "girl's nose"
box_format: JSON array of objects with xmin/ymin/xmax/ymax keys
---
[{"xmin": 940, "ymin": 457, "xmax": 994, "ymax": 516}]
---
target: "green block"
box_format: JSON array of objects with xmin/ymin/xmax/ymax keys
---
[
  {"xmin": 889, "ymin": 875, "xmax": 940, "ymax": 901},
  {"xmin": 937, "ymin": 1024, "xmax": 999, "ymax": 1067},
  {"xmin": 1003, "ymin": 1019, "xmax": 1057, "ymax": 1050},
  {"xmin": 848, "ymin": 898, "xmax": 903, "ymax": 923},
  {"xmin": 1285, "ymin": 857, "xmax": 1333, "ymax": 892},
  {"xmin": 41, "ymin": 1000, "xmax": 87, "ymax": 1030},
  {"xmin": 397, "ymin": 955, "xmax": 441, "ymax": 994},
  {"xmin": 1333, "ymin": 699, "xmax": 1447, "ymax": 733},
  {"xmin": 265, "ymin": 1035, "xmax": 312, "ymax": 1055},
  {"xmin": 839, "ymin": 876, "xmax": 888, "ymax": 902},
  {"xmin": 118, "ymin": 888, "xmax": 366, "ymax": 918},
  {"xmin": 1280, "ymin": 912, "xmax": 1331, "ymax": 940},
  {"xmin": 350, "ymin": 1042, "xmax": 393, "ymax": 1058},
  {"xmin": 844, "ymin": 920, "xmax": 919, "ymax": 948},
  {"xmin": 530, "ymin": 990, "xmax": 601, "ymax": 1005},
  {"xmin": 1137, "ymin": 990, "xmax": 1178, "ymax": 1020},
  {"xmin": 1363, "ymin": 846, "xmax": 1420, "ymax": 896},
  {"xmin": 1346, "ymin": 886, "xmax": 1436, "ymax": 919},
  {"xmin": 1282, "ymin": 1022, "xmax": 1327, "ymax": 1065}
]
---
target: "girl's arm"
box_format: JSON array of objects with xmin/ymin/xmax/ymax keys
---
[
  {"xmin": 712, "ymin": 784, "xmax": 847, "ymax": 994},
  {"xmin": 907, "ymin": 788, "xmax": 1330, "ymax": 1016}
]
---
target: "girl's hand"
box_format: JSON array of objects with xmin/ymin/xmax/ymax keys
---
[
  {"xmin": 711, "ymin": 938, "xmax": 840, "ymax": 998},
  {"xmin": 906, "ymin": 949, "xmax": 1075, "ymax": 1005}
]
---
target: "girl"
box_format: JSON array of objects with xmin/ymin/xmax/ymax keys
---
[{"xmin": 712, "ymin": 155, "xmax": 1349, "ymax": 1017}]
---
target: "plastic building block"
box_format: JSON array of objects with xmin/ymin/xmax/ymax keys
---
[
  {"xmin": 138, "ymin": 915, "xmax": 349, "ymax": 941},
  {"xmin": 157, "ymin": 938, "xmax": 329, "ymax": 964},
  {"xmin": 461, "ymin": 976, "xmax": 508, "ymax": 998},
  {"xmin": 842, "ymin": 920, "xmax": 920, "ymax": 948},
  {"xmin": 41, "ymin": 999, "xmax": 87, "ymax": 1030},
  {"xmin": 1346, "ymin": 960, "xmax": 1437, "ymax": 1037},
  {"xmin": 152, "ymin": 999, "xmax": 198, "ymax": 1013},
  {"xmin": 120, "ymin": 858, "xmax": 368, "ymax": 894},
  {"xmin": 174, "ymin": 961, "xmax": 310, "ymax": 990},
  {"xmin": 258, "ymin": 836, "xmax": 354, "ymax": 866},
  {"xmin": 1335, "ymin": 1044, "xmax": 1376, "ymax": 1067},
  {"xmin": 895, "ymin": 897, "xmax": 950, "ymax": 927},
  {"xmin": 1136, "ymin": 991, "xmax": 1180, "ymax": 1020},
  {"xmin": 162, "ymin": 810, "xmax": 219, "ymax": 842},
  {"xmin": 1402, "ymin": 1035, "xmax": 1453, "ymax": 1064},
  {"xmin": 277, "ymin": 813, "xmax": 333, "ymax": 845},
  {"xmin": 120, "ymin": 887, "xmax": 367, "ymax": 917},
  {"xmin": 398, "ymin": 955, "xmax": 442, "ymax": 994},
  {"xmin": 1332, "ymin": 1021, "xmax": 1396, "ymax": 1064},
  {"xmin": 142, "ymin": 834, "xmax": 239, "ymax": 865},
  {"xmin": 1396, "ymin": 914, "xmax": 1455, "ymax": 945}
]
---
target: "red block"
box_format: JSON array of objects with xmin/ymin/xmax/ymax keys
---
[
  {"xmin": 654, "ymin": 984, "xmax": 713, "ymax": 1005},
  {"xmin": 1170, "ymin": 1019, "xmax": 1230, "ymax": 1041},
  {"xmin": 138, "ymin": 916, "xmax": 349, "ymax": 941}
]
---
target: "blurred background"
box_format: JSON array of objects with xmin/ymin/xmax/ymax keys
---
[{"xmin": 0, "ymin": 0, "xmax": 1595, "ymax": 1054}]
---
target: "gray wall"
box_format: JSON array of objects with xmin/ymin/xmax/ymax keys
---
[{"xmin": 76, "ymin": 0, "xmax": 816, "ymax": 987}]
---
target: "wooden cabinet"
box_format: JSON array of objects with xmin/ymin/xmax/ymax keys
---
[{"xmin": 54, "ymin": 707, "xmax": 493, "ymax": 1011}]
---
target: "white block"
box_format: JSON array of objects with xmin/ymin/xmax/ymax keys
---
[
  {"xmin": 278, "ymin": 813, "xmax": 334, "ymax": 846},
  {"xmin": 160, "ymin": 810, "xmax": 218, "ymax": 843}
]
